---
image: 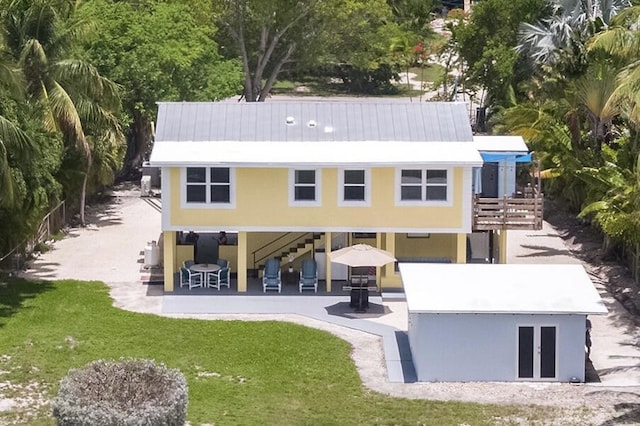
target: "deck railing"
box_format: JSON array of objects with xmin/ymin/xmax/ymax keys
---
[{"xmin": 473, "ymin": 194, "xmax": 543, "ymax": 231}]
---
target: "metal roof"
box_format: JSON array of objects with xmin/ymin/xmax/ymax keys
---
[
  {"xmin": 400, "ymin": 264, "xmax": 608, "ymax": 315},
  {"xmin": 154, "ymin": 101, "xmax": 474, "ymax": 143}
]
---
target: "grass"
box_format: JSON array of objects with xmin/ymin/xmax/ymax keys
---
[
  {"xmin": 409, "ymin": 64, "xmax": 446, "ymax": 85},
  {"xmin": 0, "ymin": 278, "xmax": 546, "ymax": 425}
]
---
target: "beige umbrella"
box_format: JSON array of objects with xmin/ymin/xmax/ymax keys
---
[{"xmin": 328, "ymin": 244, "xmax": 396, "ymax": 267}]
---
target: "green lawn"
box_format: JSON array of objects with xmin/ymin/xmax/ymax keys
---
[{"xmin": 0, "ymin": 278, "xmax": 546, "ymax": 425}]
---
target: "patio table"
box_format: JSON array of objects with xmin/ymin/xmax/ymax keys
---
[{"xmin": 190, "ymin": 263, "xmax": 220, "ymax": 288}]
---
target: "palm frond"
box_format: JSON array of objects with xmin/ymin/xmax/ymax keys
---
[{"xmin": 48, "ymin": 80, "xmax": 86, "ymax": 153}]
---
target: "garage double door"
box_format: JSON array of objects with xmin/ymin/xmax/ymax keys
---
[{"xmin": 518, "ymin": 325, "xmax": 557, "ymax": 379}]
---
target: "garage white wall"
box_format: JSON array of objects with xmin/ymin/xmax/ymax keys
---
[{"xmin": 408, "ymin": 313, "xmax": 586, "ymax": 382}]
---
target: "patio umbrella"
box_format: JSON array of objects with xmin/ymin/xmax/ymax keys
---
[{"xmin": 328, "ymin": 244, "xmax": 396, "ymax": 267}]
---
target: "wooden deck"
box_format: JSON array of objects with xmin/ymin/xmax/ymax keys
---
[{"xmin": 472, "ymin": 194, "xmax": 544, "ymax": 231}]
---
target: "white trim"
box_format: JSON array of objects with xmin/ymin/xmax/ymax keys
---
[
  {"xmin": 161, "ymin": 168, "xmax": 171, "ymax": 231},
  {"xmin": 337, "ymin": 168, "xmax": 371, "ymax": 207},
  {"xmin": 516, "ymin": 324, "xmax": 559, "ymax": 381},
  {"xmin": 289, "ymin": 168, "xmax": 322, "ymax": 207},
  {"xmin": 395, "ymin": 167, "xmax": 453, "ymax": 207},
  {"xmin": 150, "ymin": 141, "xmax": 485, "ymax": 168},
  {"xmin": 461, "ymin": 168, "xmax": 473, "ymax": 232},
  {"xmin": 180, "ymin": 167, "xmax": 236, "ymax": 209},
  {"xmin": 160, "ymin": 225, "xmax": 468, "ymax": 233}
]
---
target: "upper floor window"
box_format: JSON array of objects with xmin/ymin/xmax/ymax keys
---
[
  {"xmin": 289, "ymin": 169, "xmax": 321, "ymax": 206},
  {"xmin": 397, "ymin": 168, "xmax": 451, "ymax": 205},
  {"xmin": 339, "ymin": 169, "xmax": 370, "ymax": 206},
  {"xmin": 184, "ymin": 167, "xmax": 234, "ymax": 207}
]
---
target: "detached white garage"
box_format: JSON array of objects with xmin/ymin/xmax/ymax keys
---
[{"xmin": 399, "ymin": 263, "xmax": 607, "ymax": 382}]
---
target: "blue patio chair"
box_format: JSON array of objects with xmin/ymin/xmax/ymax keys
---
[
  {"xmin": 216, "ymin": 258, "xmax": 228, "ymax": 268},
  {"xmin": 183, "ymin": 259, "xmax": 195, "ymax": 268},
  {"xmin": 262, "ymin": 258, "xmax": 281, "ymax": 293},
  {"xmin": 208, "ymin": 266, "xmax": 231, "ymax": 290},
  {"xmin": 299, "ymin": 259, "xmax": 318, "ymax": 293},
  {"xmin": 180, "ymin": 267, "xmax": 203, "ymax": 290}
]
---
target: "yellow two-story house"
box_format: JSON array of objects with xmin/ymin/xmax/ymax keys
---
[{"xmin": 150, "ymin": 101, "xmax": 542, "ymax": 292}]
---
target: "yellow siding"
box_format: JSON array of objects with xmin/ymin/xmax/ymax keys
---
[
  {"xmin": 168, "ymin": 167, "xmax": 466, "ymax": 230},
  {"xmin": 395, "ymin": 233, "xmax": 457, "ymax": 260}
]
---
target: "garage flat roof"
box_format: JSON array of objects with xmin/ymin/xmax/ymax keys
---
[{"xmin": 399, "ymin": 263, "xmax": 607, "ymax": 315}]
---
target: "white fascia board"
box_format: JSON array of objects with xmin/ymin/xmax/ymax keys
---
[
  {"xmin": 473, "ymin": 135, "xmax": 529, "ymax": 152},
  {"xmin": 149, "ymin": 141, "xmax": 484, "ymax": 168}
]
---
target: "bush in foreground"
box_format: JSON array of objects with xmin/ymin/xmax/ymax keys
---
[{"xmin": 52, "ymin": 358, "xmax": 187, "ymax": 425}]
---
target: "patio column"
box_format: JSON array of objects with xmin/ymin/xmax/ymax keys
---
[
  {"xmin": 455, "ymin": 233, "xmax": 467, "ymax": 264},
  {"xmin": 499, "ymin": 230, "xmax": 508, "ymax": 264},
  {"xmin": 376, "ymin": 232, "xmax": 383, "ymax": 290},
  {"xmin": 383, "ymin": 232, "xmax": 395, "ymax": 278},
  {"xmin": 237, "ymin": 231, "xmax": 248, "ymax": 292},
  {"xmin": 163, "ymin": 231, "xmax": 176, "ymax": 292},
  {"xmin": 325, "ymin": 232, "xmax": 332, "ymax": 292}
]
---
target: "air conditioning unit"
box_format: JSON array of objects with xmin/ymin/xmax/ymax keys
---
[{"xmin": 141, "ymin": 176, "xmax": 151, "ymax": 197}]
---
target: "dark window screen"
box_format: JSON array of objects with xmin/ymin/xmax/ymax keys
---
[
  {"xmin": 518, "ymin": 326, "xmax": 534, "ymax": 378},
  {"xmin": 540, "ymin": 326, "xmax": 556, "ymax": 378}
]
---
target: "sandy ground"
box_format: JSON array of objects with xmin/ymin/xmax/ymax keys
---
[{"xmin": 10, "ymin": 184, "xmax": 640, "ymax": 424}]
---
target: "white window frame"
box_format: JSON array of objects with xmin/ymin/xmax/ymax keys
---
[
  {"xmin": 289, "ymin": 168, "xmax": 321, "ymax": 207},
  {"xmin": 181, "ymin": 167, "xmax": 236, "ymax": 209},
  {"xmin": 395, "ymin": 167, "xmax": 453, "ymax": 206},
  {"xmin": 338, "ymin": 168, "xmax": 371, "ymax": 207}
]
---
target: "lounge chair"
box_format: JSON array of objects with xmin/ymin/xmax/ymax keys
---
[
  {"xmin": 180, "ymin": 267, "xmax": 203, "ymax": 290},
  {"xmin": 299, "ymin": 259, "xmax": 318, "ymax": 293},
  {"xmin": 262, "ymin": 258, "xmax": 282, "ymax": 293}
]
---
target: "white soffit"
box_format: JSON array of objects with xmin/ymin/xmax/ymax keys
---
[
  {"xmin": 473, "ymin": 135, "xmax": 529, "ymax": 153},
  {"xmin": 149, "ymin": 141, "xmax": 484, "ymax": 167},
  {"xmin": 399, "ymin": 263, "xmax": 608, "ymax": 315}
]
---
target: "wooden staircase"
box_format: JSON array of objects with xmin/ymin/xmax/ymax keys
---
[{"xmin": 253, "ymin": 233, "xmax": 324, "ymax": 276}]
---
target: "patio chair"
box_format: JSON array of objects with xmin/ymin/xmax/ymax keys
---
[
  {"xmin": 207, "ymin": 266, "xmax": 230, "ymax": 290},
  {"xmin": 262, "ymin": 258, "xmax": 281, "ymax": 293},
  {"xmin": 180, "ymin": 267, "xmax": 203, "ymax": 290},
  {"xmin": 299, "ymin": 259, "xmax": 318, "ymax": 293},
  {"xmin": 183, "ymin": 259, "xmax": 195, "ymax": 268},
  {"xmin": 216, "ymin": 258, "xmax": 228, "ymax": 268}
]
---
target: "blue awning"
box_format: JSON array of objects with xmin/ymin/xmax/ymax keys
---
[{"xmin": 481, "ymin": 152, "xmax": 532, "ymax": 163}]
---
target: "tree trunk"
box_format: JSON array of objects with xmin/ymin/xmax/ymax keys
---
[
  {"xmin": 119, "ymin": 112, "xmax": 153, "ymax": 180},
  {"xmin": 79, "ymin": 136, "xmax": 92, "ymax": 227}
]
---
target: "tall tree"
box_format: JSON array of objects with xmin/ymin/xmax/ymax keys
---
[
  {"xmin": 449, "ymin": 0, "xmax": 551, "ymax": 109},
  {"xmin": 215, "ymin": 0, "xmax": 402, "ymax": 101},
  {"xmin": 78, "ymin": 0, "xmax": 242, "ymax": 177},
  {"xmin": 2, "ymin": 0, "xmax": 124, "ymax": 226}
]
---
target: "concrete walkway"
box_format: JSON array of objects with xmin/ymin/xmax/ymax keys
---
[{"xmin": 20, "ymin": 186, "xmax": 640, "ymax": 387}]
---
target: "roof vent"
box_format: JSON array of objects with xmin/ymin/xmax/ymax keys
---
[
  {"xmin": 285, "ymin": 116, "xmax": 295, "ymax": 125},
  {"xmin": 307, "ymin": 120, "xmax": 317, "ymax": 128}
]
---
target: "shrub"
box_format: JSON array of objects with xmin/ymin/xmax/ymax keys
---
[{"xmin": 52, "ymin": 358, "xmax": 188, "ymax": 425}]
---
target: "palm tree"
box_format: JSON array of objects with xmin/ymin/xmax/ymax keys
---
[
  {"xmin": 2, "ymin": 0, "xmax": 123, "ymax": 225},
  {"xmin": 588, "ymin": 6, "xmax": 640, "ymax": 128},
  {"xmin": 0, "ymin": 46, "xmax": 35, "ymax": 208},
  {"xmin": 517, "ymin": 0, "xmax": 630, "ymax": 71}
]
